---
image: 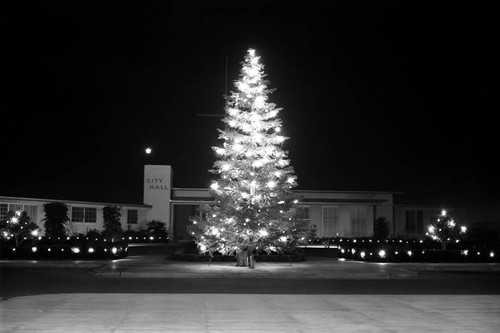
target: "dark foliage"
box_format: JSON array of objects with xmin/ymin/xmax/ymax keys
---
[{"xmin": 43, "ymin": 202, "xmax": 69, "ymax": 238}]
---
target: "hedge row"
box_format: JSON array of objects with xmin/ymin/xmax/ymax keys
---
[
  {"xmin": 338, "ymin": 245, "xmax": 499, "ymax": 263},
  {"xmin": 0, "ymin": 238, "xmax": 128, "ymax": 260}
]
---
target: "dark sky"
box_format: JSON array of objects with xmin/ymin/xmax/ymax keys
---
[{"xmin": 1, "ymin": 0, "xmax": 497, "ymax": 206}]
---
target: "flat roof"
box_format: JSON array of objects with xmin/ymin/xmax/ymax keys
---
[{"xmin": 0, "ymin": 196, "xmax": 152, "ymax": 208}]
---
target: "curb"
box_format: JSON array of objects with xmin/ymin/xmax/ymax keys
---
[
  {"xmin": 91, "ymin": 267, "xmax": 418, "ymax": 279},
  {"xmin": 397, "ymin": 265, "xmax": 500, "ymax": 272},
  {"xmin": 0, "ymin": 261, "xmax": 106, "ymax": 268},
  {"xmin": 92, "ymin": 271, "xmax": 415, "ymax": 279}
]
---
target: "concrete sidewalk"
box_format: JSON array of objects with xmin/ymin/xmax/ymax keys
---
[{"xmin": 1, "ymin": 293, "xmax": 499, "ymax": 332}]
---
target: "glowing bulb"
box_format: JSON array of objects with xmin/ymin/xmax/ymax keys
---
[
  {"xmin": 145, "ymin": 148, "xmax": 152, "ymax": 154},
  {"xmin": 461, "ymin": 226, "xmax": 467, "ymax": 233},
  {"xmin": 247, "ymin": 67, "xmax": 259, "ymax": 77},
  {"xmin": 441, "ymin": 209, "xmax": 447, "ymax": 216},
  {"xmin": 378, "ymin": 250, "xmax": 386, "ymax": 258},
  {"xmin": 254, "ymin": 95, "xmax": 265, "ymax": 108},
  {"xmin": 267, "ymin": 181, "xmax": 276, "ymax": 188}
]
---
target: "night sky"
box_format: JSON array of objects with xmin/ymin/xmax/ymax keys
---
[{"xmin": 1, "ymin": 1, "xmax": 497, "ymax": 206}]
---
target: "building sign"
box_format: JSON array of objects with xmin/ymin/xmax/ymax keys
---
[
  {"xmin": 146, "ymin": 178, "xmax": 169, "ymax": 190},
  {"xmin": 143, "ymin": 165, "xmax": 172, "ymax": 227}
]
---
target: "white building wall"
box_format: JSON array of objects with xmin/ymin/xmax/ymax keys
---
[
  {"xmin": 0, "ymin": 196, "xmax": 150, "ymax": 236},
  {"xmin": 143, "ymin": 165, "xmax": 172, "ymax": 230}
]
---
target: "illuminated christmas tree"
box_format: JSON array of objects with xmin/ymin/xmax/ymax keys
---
[
  {"xmin": 426, "ymin": 209, "xmax": 467, "ymax": 250},
  {"xmin": 0, "ymin": 210, "xmax": 39, "ymax": 248},
  {"xmin": 189, "ymin": 49, "xmax": 307, "ymax": 266}
]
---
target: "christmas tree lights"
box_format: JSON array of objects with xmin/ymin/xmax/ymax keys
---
[
  {"xmin": 426, "ymin": 209, "xmax": 467, "ymax": 250},
  {"xmin": 188, "ymin": 49, "xmax": 307, "ymax": 266},
  {"xmin": 0, "ymin": 210, "xmax": 39, "ymax": 248}
]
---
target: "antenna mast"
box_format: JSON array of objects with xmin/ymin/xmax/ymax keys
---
[{"xmin": 225, "ymin": 55, "xmax": 228, "ymax": 97}]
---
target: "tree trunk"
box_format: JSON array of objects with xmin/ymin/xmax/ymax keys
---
[
  {"xmin": 236, "ymin": 250, "xmax": 248, "ymax": 267},
  {"xmin": 248, "ymin": 254, "xmax": 255, "ymax": 269}
]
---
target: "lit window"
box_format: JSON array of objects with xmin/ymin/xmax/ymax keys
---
[
  {"xmin": 127, "ymin": 209, "xmax": 138, "ymax": 224},
  {"xmin": 405, "ymin": 210, "xmax": 424, "ymax": 234},
  {"xmin": 0, "ymin": 203, "xmax": 8, "ymax": 222},
  {"xmin": 72, "ymin": 207, "xmax": 96, "ymax": 223},
  {"xmin": 24, "ymin": 205, "xmax": 38, "ymax": 223},
  {"xmin": 322, "ymin": 206, "xmax": 339, "ymax": 237},
  {"xmin": 72, "ymin": 207, "xmax": 84, "ymax": 222},
  {"xmin": 350, "ymin": 206, "xmax": 368, "ymax": 237}
]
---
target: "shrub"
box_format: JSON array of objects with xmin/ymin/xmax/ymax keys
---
[
  {"xmin": 374, "ymin": 217, "xmax": 390, "ymax": 239},
  {"xmin": 43, "ymin": 202, "xmax": 69, "ymax": 238},
  {"xmin": 102, "ymin": 206, "xmax": 123, "ymax": 240}
]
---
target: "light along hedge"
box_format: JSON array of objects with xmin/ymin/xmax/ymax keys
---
[
  {"xmin": 0, "ymin": 236, "xmax": 128, "ymax": 260},
  {"xmin": 329, "ymin": 237, "xmax": 499, "ymax": 263}
]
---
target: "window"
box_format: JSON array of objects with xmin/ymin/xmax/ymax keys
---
[
  {"xmin": 72, "ymin": 207, "xmax": 84, "ymax": 222},
  {"xmin": 297, "ymin": 206, "xmax": 310, "ymax": 223},
  {"xmin": 322, "ymin": 206, "xmax": 339, "ymax": 237},
  {"xmin": 0, "ymin": 203, "xmax": 8, "ymax": 222},
  {"xmin": 84, "ymin": 208, "xmax": 96, "ymax": 223},
  {"xmin": 405, "ymin": 210, "xmax": 424, "ymax": 234},
  {"xmin": 24, "ymin": 205, "xmax": 38, "ymax": 222},
  {"xmin": 72, "ymin": 207, "xmax": 96, "ymax": 223},
  {"xmin": 8, "ymin": 203, "xmax": 23, "ymax": 213},
  {"xmin": 350, "ymin": 206, "xmax": 368, "ymax": 237},
  {"xmin": 127, "ymin": 209, "xmax": 138, "ymax": 224}
]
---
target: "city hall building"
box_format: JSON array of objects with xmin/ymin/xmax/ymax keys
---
[{"xmin": 1, "ymin": 165, "xmax": 472, "ymax": 240}]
